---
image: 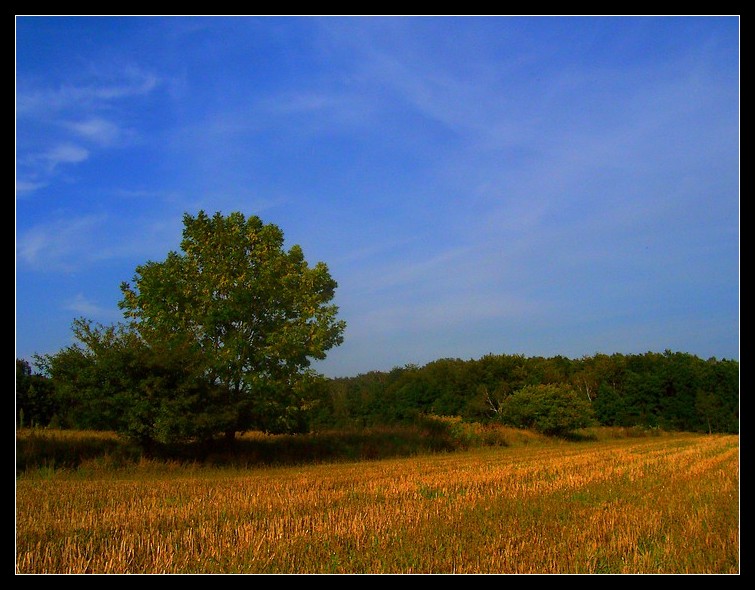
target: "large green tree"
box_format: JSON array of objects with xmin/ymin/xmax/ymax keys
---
[{"xmin": 116, "ymin": 210, "xmax": 346, "ymax": 441}]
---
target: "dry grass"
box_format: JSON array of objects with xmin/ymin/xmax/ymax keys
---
[{"xmin": 15, "ymin": 432, "xmax": 738, "ymax": 574}]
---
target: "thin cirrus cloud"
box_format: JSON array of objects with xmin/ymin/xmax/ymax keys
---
[
  {"xmin": 15, "ymin": 143, "xmax": 89, "ymax": 198},
  {"xmin": 16, "ymin": 67, "xmax": 158, "ymax": 196},
  {"xmin": 64, "ymin": 293, "xmax": 120, "ymax": 322},
  {"xmin": 41, "ymin": 143, "xmax": 90, "ymax": 170},
  {"xmin": 62, "ymin": 117, "xmax": 122, "ymax": 146},
  {"xmin": 15, "ymin": 18, "xmax": 739, "ymax": 376},
  {"xmin": 16, "ymin": 214, "xmax": 108, "ymax": 271},
  {"xmin": 16, "ymin": 211, "xmax": 184, "ymax": 277},
  {"xmin": 15, "ymin": 179, "xmax": 48, "ymax": 195},
  {"xmin": 16, "ymin": 68, "xmax": 158, "ymax": 116}
]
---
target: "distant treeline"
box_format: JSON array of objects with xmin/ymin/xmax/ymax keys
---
[
  {"xmin": 308, "ymin": 351, "xmax": 739, "ymax": 434},
  {"xmin": 17, "ymin": 350, "xmax": 739, "ymax": 435}
]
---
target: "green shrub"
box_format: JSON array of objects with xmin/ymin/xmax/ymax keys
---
[{"xmin": 500, "ymin": 384, "xmax": 596, "ymax": 436}]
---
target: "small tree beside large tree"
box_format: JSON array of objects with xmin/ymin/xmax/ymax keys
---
[{"xmin": 42, "ymin": 211, "xmax": 346, "ymax": 445}]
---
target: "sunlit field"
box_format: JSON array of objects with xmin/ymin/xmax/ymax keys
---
[{"xmin": 15, "ymin": 431, "xmax": 738, "ymax": 574}]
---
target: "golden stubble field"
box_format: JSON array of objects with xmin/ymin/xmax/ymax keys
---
[{"xmin": 15, "ymin": 432, "xmax": 739, "ymax": 574}]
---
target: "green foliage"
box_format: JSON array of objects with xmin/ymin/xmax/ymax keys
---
[
  {"xmin": 34, "ymin": 321, "xmax": 138, "ymax": 432},
  {"xmin": 499, "ymin": 384, "xmax": 596, "ymax": 436},
  {"xmin": 35, "ymin": 320, "xmax": 225, "ymax": 445},
  {"xmin": 16, "ymin": 359, "xmax": 57, "ymax": 428},
  {"xmin": 695, "ymin": 358, "xmax": 739, "ymax": 433},
  {"xmin": 39, "ymin": 211, "xmax": 345, "ymax": 446},
  {"xmin": 592, "ymin": 382, "xmax": 626, "ymax": 426},
  {"xmin": 22, "ymin": 213, "xmax": 738, "ymax": 443},
  {"xmin": 315, "ymin": 352, "xmax": 738, "ymax": 435},
  {"xmin": 415, "ymin": 414, "xmax": 513, "ymax": 449}
]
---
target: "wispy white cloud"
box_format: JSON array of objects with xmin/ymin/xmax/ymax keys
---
[
  {"xmin": 330, "ymin": 236, "xmax": 419, "ymax": 267},
  {"xmin": 16, "ymin": 214, "xmax": 107, "ymax": 271},
  {"xmin": 354, "ymin": 291, "xmax": 543, "ymax": 337},
  {"xmin": 41, "ymin": 143, "xmax": 90, "ymax": 170},
  {"xmin": 15, "ymin": 17, "xmax": 740, "ymax": 374},
  {"xmin": 15, "ymin": 209, "xmax": 185, "ymax": 273},
  {"xmin": 113, "ymin": 188, "xmax": 170, "ymax": 199},
  {"xmin": 15, "ymin": 179, "xmax": 48, "ymax": 195},
  {"xmin": 16, "ymin": 66, "xmax": 159, "ymax": 196},
  {"xmin": 63, "ymin": 293, "xmax": 118, "ymax": 320},
  {"xmin": 62, "ymin": 117, "xmax": 121, "ymax": 146},
  {"xmin": 349, "ymin": 245, "xmax": 479, "ymax": 296},
  {"xmin": 16, "ymin": 68, "xmax": 159, "ymax": 117}
]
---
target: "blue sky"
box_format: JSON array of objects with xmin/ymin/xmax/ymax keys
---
[{"xmin": 16, "ymin": 16, "xmax": 740, "ymax": 377}]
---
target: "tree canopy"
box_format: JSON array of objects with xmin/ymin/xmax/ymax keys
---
[
  {"xmin": 499, "ymin": 383, "xmax": 595, "ymax": 436},
  {"xmin": 38, "ymin": 211, "xmax": 346, "ymax": 444},
  {"xmin": 313, "ymin": 351, "xmax": 738, "ymax": 435}
]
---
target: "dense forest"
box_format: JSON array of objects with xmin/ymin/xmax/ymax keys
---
[
  {"xmin": 17, "ymin": 350, "xmax": 739, "ymax": 436},
  {"xmin": 309, "ymin": 351, "xmax": 739, "ymax": 434}
]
